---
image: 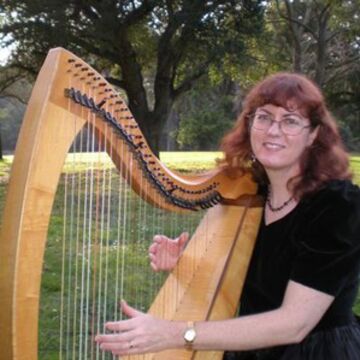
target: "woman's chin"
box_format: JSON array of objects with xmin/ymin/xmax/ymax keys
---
[{"xmin": 260, "ymin": 160, "xmax": 300, "ymax": 174}]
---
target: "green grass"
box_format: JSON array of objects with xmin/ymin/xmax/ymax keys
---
[
  {"xmin": 1, "ymin": 151, "xmax": 360, "ymax": 358},
  {"xmin": 0, "ymin": 156, "xmax": 12, "ymax": 179},
  {"xmin": 36, "ymin": 164, "xmax": 204, "ymax": 359},
  {"xmin": 160, "ymin": 151, "xmax": 223, "ymax": 172},
  {"xmin": 350, "ymin": 156, "xmax": 360, "ymax": 184},
  {"xmin": 2, "ymin": 152, "xmax": 360, "ymax": 175}
]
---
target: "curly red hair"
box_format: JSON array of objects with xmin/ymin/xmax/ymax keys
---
[{"xmin": 220, "ymin": 72, "xmax": 351, "ymax": 199}]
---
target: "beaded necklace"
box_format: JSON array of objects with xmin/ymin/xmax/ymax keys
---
[{"xmin": 266, "ymin": 189, "xmax": 294, "ymax": 212}]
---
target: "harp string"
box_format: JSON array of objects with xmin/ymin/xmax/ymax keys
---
[
  {"xmin": 68, "ymin": 122, "xmax": 79, "ymax": 358},
  {"xmin": 74, "ymin": 123, "xmax": 85, "ymax": 358},
  {"xmin": 92, "ymin": 127, "xmax": 101, "ymax": 360},
  {"xmin": 80, "ymin": 104, "xmax": 94, "ymax": 359},
  {"xmin": 60, "ymin": 152, "xmax": 68, "ymax": 360},
  {"xmin": 113, "ymin": 134, "xmax": 128, "ymax": 339},
  {"xmin": 135, "ymin": 164, "xmax": 143, "ymax": 310},
  {"xmin": 59, "ymin": 90, "xmax": 70, "ymax": 360},
  {"xmin": 113, "ymin": 141, "xmax": 121, "ymax": 326},
  {"xmin": 143, "ymin": 163, "xmax": 153, "ymax": 312},
  {"xmin": 118, "ymin": 146, "xmax": 130, "ymax": 323},
  {"xmin": 69, "ymin": 77, "xmax": 80, "ymax": 359},
  {"xmin": 107, "ymin": 111, "xmax": 117, "ymax": 340},
  {"xmin": 100, "ymin": 120, "xmax": 112, "ymax": 360},
  {"xmin": 95, "ymin": 121, "xmax": 105, "ymax": 360},
  {"xmin": 68, "ymin": 118, "xmax": 79, "ymax": 359},
  {"xmin": 140, "ymin": 170, "xmax": 147, "ymax": 311},
  {"xmin": 40, "ymin": 64, "xmax": 207, "ymax": 359}
]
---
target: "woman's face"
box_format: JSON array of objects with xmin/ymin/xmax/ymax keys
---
[{"xmin": 250, "ymin": 104, "xmax": 318, "ymax": 176}]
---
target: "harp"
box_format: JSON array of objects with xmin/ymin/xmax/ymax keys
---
[{"xmin": 0, "ymin": 48, "xmax": 262, "ymax": 360}]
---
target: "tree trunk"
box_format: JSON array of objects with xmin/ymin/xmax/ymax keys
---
[
  {"xmin": 315, "ymin": 19, "xmax": 328, "ymax": 86},
  {"xmin": 160, "ymin": 109, "xmax": 180, "ymax": 151},
  {"xmin": 142, "ymin": 112, "xmax": 166, "ymax": 158},
  {"xmin": 284, "ymin": 0, "xmax": 303, "ymax": 73}
]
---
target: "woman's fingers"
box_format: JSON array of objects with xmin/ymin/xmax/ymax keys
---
[
  {"xmin": 153, "ymin": 234, "xmax": 166, "ymax": 244},
  {"xmin": 104, "ymin": 318, "xmax": 132, "ymax": 332},
  {"xmin": 150, "ymin": 261, "xmax": 159, "ymax": 272},
  {"xmin": 149, "ymin": 251, "xmax": 159, "ymax": 271},
  {"xmin": 148, "ymin": 233, "xmax": 189, "ymax": 271},
  {"xmin": 101, "ymin": 301, "xmax": 143, "ymax": 333},
  {"xmin": 96, "ymin": 303, "xmax": 177, "ymax": 356},
  {"xmin": 177, "ymin": 232, "xmax": 189, "ymax": 248},
  {"xmin": 148, "ymin": 242, "xmax": 157, "ymax": 254},
  {"xmin": 96, "ymin": 332, "xmax": 130, "ymax": 343},
  {"xmin": 120, "ymin": 300, "xmax": 143, "ymax": 318},
  {"xmin": 96, "ymin": 302, "xmax": 154, "ymax": 355},
  {"xmin": 96, "ymin": 330, "xmax": 137, "ymax": 356}
]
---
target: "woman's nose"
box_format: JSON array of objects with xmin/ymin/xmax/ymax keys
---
[{"xmin": 266, "ymin": 120, "xmax": 282, "ymax": 136}]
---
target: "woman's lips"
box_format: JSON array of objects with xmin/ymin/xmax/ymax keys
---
[{"xmin": 263, "ymin": 142, "xmax": 285, "ymax": 150}]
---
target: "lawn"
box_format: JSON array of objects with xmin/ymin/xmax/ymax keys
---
[{"xmin": 0, "ymin": 151, "xmax": 360, "ymax": 358}]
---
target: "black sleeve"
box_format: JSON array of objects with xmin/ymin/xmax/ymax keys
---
[{"xmin": 290, "ymin": 180, "xmax": 360, "ymax": 296}]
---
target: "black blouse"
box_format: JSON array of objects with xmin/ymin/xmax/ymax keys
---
[{"xmin": 240, "ymin": 179, "xmax": 360, "ymax": 331}]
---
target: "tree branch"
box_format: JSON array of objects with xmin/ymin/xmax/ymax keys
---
[
  {"xmin": 122, "ymin": 0, "xmax": 158, "ymax": 27},
  {"xmin": 172, "ymin": 61, "xmax": 210, "ymax": 99},
  {"xmin": 104, "ymin": 76, "xmax": 126, "ymax": 89},
  {"xmin": 6, "ymin": 61, "xmax": 38, "ymax": 76},
  {"xmin": 275, "ymin": 0, "xmax": 317, "ymax": 39}
]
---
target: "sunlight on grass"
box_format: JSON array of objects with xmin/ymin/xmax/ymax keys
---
[
  {"xmin": 2, "ymin": 152, "xmax": 224, "ymax": 175},
  {"xmin": 160, "ymin": 151, "xmax": 222, "ymax": 172},
  {"xmin": 3, "ymin": 152, "xmax": 359, "ymax": 179},
  {"xmin": 0, "ymin": 156, "xmax": 12, "ymax": 178},
  {"xmin": 350, "ymin": 156, "xmax": 360, "ymax": 185},
  {"xmin": 0, "ymin": 152, "xmax": 360, "ymax": 354},
  {"xmin": 62, "ymin": 151, "xmax": 224, "ymax": 172}
]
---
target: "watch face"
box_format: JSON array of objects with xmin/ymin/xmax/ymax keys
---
[{"xmin": 184, "ymin": 328, "xmax": 196, "ymax": 342}]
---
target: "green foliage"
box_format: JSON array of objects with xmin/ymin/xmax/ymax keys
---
[
  {"xmin": 0, "ymin": 1, "xmax": 265, "ymax": 153},
  {"xmin": 177, "ymin": 109, "xmax": 233, "ymax": 150},
  {"xmin": 1, "ymin": 0, "xmax": 359, "ymax": 153},
  {"xmin": 176, "ymin": 79, "xmax": 236, "ymax": 150},
  {"xmin": 0, "ymin": 98, "xmax": 25, "ymax": 151}
]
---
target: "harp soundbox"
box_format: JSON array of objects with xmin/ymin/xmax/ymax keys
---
[{"xmin": 0, "ymin": 48, "xmax": 262, "ymax": 360}]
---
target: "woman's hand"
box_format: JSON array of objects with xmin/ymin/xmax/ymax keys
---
[
  {"xmin": 149, "ymin": 232, "xmax": 189, "ymax": 271},
  {"xmin": 95, "ymin": 300, "xmax": 183, "ymax": 356}
]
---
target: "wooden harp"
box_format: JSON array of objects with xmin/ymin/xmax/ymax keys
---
[{"xmin": 0, "ymin": 48, "xmax": 262, "ymax": 360}]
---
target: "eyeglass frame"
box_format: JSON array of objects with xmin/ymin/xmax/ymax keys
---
[{"xmin": 248, "ymin": 111, "xmax": 313, "ymax": 136}]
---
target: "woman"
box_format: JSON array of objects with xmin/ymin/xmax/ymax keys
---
[{"xmin": 96, "ymin": 73, "xmax": 360, "ymax": 359}]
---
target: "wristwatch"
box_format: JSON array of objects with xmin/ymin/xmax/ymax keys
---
[{"xmin": 183, "ymin": 321, "xmax": 197, "ymax": 349}]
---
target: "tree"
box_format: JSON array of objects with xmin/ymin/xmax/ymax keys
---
[
  {"xmin": 176, "ymin": 77, "xmax": 236, "ymax": 150},
  {"xmin": 0, "ymin": 66, "xmax": 30, "ymax": 158},
  {"xmin": 244, "ymin": 0, "xmax": 360, "ymax": 150},
  {"xmin": 0, "ymin": 0, "xmax": 264, "ymax": 154},
  {"xmin": 265, "ymin": 0, "xmax": 360, "ymax": 87}
]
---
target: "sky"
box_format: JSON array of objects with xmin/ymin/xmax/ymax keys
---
[
  {"xmin": 0, "ymin": 47, "xmax": 11, "ymax": 64},
  {"xmin": 0, "ymin": 35, "xmax": 16, "ymax": 65}
]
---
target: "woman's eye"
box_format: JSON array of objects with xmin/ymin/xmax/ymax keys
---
[
  {"xmin": 284, "ymin": 117, "xmax": 300, "ymax": 126},
  {"xmin": 257, "ymin": 114, "xmax": 270, "ymax": 122}
]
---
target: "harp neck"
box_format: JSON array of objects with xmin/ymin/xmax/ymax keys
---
[{"xmin": 42, "ymin": 48, "xmax": 257, "ymax": 212}]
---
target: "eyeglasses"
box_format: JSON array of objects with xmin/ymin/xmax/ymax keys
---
[{"xmin": 250, "ymin": 112, "xmax": 312, "ymax": 136}]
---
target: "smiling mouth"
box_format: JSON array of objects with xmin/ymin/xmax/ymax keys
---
[{"xmin": 263, "ymin": 142, "xmax": 285, "ymax": 150}]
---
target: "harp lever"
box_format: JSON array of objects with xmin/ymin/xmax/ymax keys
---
[{"xmin": 97, "ymin": 99, "xmax": 107, "ymax": 108}]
